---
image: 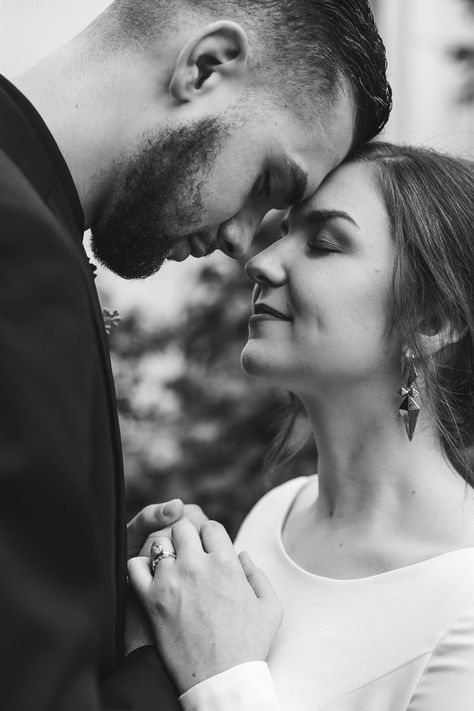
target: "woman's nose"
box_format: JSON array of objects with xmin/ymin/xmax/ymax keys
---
[{"xmin": 245, "ymin": 244, "xmax": 287, "ymax": 286}]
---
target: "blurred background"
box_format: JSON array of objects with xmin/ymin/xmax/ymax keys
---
[{"xmin": 1, "ymin": 0, "xmax": 473, "ymax": 536}]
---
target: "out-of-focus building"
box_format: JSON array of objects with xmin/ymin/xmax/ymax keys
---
[{"xmin": 372, "ymin": 0, "xmax": 474, "ymax": 155}]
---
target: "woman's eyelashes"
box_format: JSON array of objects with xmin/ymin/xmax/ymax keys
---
[{"xmin": 306, "ymin": 233, "xmax": 341, "ymax": 254}]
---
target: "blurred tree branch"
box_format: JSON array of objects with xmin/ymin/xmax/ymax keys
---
[{"xmin": 107, "ymin": 259, "xmax": 315, "ymax": 539}]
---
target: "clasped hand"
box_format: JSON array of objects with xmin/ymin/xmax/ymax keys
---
[{"xmin": 128, "ymin": 515, "xmax": 283, "ymax": 695}]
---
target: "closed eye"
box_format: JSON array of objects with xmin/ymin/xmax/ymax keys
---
[{"xmin": 306, "ymin": 236, "xmax": 340, "ymax": 254}]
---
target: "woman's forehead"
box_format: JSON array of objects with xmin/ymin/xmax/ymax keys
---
[{"xmin": 291, "ymin": 161, "xmax": 385, "ymax": 224}]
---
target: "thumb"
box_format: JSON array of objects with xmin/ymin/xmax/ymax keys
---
[
  {"xmin": 239, "ymin": 550, "xmax": 276, "ymax": 600},
  {"xmin": 127, "ymin": 556, "xmax": 154, "ymax": 604},
  {"xmin": 127, "ymin": 500, "xmax": 184, "ymax": 556}
]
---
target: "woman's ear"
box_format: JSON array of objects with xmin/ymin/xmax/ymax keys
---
[
  {"xmin": 170, "ymin": 21, "xmax": 250, "ymax": 102},
  {"xmin": 416, "ymin": 316, "xmax": 467, "ymax": 356}
]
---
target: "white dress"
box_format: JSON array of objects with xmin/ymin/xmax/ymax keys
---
[{"xmin": 180, "ymin": 476, "xmax": 474, "ymax": 711}]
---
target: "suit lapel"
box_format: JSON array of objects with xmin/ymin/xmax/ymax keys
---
[{"xmin": 1, "ymin": 76, "xmax": 127, "ymax": 658}]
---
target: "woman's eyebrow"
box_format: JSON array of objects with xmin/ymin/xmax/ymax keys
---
[{"xmin": 304, "ymin": 208, "xmax": 360, "ymax": 229}]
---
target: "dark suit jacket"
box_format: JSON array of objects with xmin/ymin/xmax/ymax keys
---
[{"xmin": 0, "ymin": 75, "xmax": 181, "ymax": 711}]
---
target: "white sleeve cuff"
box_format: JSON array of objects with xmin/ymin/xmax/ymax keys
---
[{"xmin": 179, "ymin": 661, "xmax": 281, "ymax": 711}]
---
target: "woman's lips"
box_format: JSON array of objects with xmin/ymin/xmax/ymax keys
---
[{"xmin": 250, "ymin": 303, "xmax": 292, "ymax": 322}]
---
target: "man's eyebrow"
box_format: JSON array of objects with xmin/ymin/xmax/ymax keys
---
[
  {"xmin": 286, "ymin": 158, "xmax": 309, "ymax": 205},
  {"xmin": 304, "ymin": 208, "xmax": 360, "ymax": 230}
]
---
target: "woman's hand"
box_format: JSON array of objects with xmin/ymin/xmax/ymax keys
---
[
  {"xmin": 136, "ymin": 503, "xmax": 209, "ymax": 557},
  {"xmin": 125, "ymin": 502, "xmax": 209, "ymax": 655},
  {"xmin": 128, "ymin": 519, "xmax": 283, "ymax": 695}
]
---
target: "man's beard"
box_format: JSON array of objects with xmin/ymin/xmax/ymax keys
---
[{"xmin": 90, "ymin": 117, "xmax": 228, "ymax": 279}]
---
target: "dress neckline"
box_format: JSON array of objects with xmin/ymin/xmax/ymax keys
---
[{"xmin": 277, "ymin": 476, "xmax": 474, "ymax": 583}]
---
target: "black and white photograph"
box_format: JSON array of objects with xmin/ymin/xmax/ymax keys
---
[{"xmin": 0, "ymin": 1, "xmax": 473, "ymax": 709}]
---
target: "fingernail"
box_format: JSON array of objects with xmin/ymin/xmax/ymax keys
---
[{"xmin": 163, "ymin": 499, "xmax": 180, "ymax": 516}]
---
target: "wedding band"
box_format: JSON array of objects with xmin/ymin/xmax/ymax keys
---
[{"xmin": 150, "ymin": 543, "xmax": 176, "ymax": 573}]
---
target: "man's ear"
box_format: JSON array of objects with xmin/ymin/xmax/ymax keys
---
[
  {"xmin": 170, "ymin": 21, "xmax": 250, "ymax": 102},
  {"xmin": 416, "ymin": 316, "xmax": 467, "ymax": 356}
]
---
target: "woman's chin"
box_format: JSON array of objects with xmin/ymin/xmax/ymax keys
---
[
  {"xmin": 241, "ymin": 348, "xmax": 259, "ymax": 378},
  {"xmin": 241, "ymin": 343, "xmax": 284, "ymax": 383},
  {"xmin": 241, "ymin": 344, "xmax": 267, "ymax": 379}
]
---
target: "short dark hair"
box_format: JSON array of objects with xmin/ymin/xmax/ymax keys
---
[{"xmin": 106, "ymin": 0, "xmax": 391, "ymax": 149}]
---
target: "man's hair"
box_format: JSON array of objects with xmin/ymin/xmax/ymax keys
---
[{"xmin": 104, "ymin": 0, "xmax": 392, "ymax": 150}]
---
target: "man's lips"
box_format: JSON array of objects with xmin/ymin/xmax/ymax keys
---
[
  {"xmin": 189, "ymin": 234, "xmax": 215, "ymax": 258},
  {"xmin": 251, "ymin": 303, "xmax": 292, "ymax": 321},
  {"xmin": 166, "ymin": 239, "xmax": 191, "ymax": 262},
  {"xmin": 167, "ymin": 233, "xmax": 216, "ymax": 261}
]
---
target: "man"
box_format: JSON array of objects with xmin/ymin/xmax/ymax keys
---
[{"xmin": 0, "ymin": 0, "xmax": 391, "ymax": 709}]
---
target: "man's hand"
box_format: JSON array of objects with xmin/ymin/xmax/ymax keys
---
[
  {"xmin": 127, "ymin": 499, "xmax": 184, "ymax": 559},
  {"xmin": 128, "ymin": 519, "xmax": 283, "ymax": 695}
]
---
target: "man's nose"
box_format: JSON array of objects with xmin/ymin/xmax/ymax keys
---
[{"xmin": 217, "ymin": 209, "xmax": 265, "ymax": 259}]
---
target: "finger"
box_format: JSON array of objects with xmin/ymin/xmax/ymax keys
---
[
  {"xmin": 183, "ymin": 503, "xmax": 209, "ymax": 532},
  {"xmin": 239, "ymin": 551, "xmax": 277, "ymax": 601},
  {"xmin": 139, "ymin": 526, "xmax": 173, "ymax": 556},
  {"xmin": 200, "ymin": 520, "xmax": 234, "ymax": 555},
  {"xmin": 140, "ymin": 530, "xmax": 173, "ymax": 557},
  {"xmin": 127, "ymin": 500, "xmax": 184, "ymax": 557},
  {"xmin": 171, "ymin": 518, "xmax": 204, "ymax": 558},
  {"xmin": 146, "ymin": 535, "xmax": 175, "ymax": 558},
  {"xmin": 127, "ymin": 556, "xmax": 153, "ymax": 602},
  {"xmin": 147, "ymin": 536, "xmax": 177, "ymax": 578},
  {"xmin": 139, "ymin": 505, "xmax": 208, "ymax": 555}
]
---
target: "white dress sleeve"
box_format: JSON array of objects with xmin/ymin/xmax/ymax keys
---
[
  {"xmin": 407, "ymin": 598, "xmax": 474, "ymax": 711},
  {"xmin": 179, "ymin": 662, "xmax": 282, "ymax": 711}
]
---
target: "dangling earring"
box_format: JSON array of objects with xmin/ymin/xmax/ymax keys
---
[{"xmin": 398, "ymin": 349, "xmax": 421, "ymax": 441}]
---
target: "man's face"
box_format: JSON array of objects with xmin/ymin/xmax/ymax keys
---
[{"xmin": 90, "ymin": 94, "xmax": 354, "ymax": 279}]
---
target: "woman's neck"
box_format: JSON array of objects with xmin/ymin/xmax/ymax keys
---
[
  {"xmin": 282, "ymin": 385, "xmax": 474, "ymax": 579},
  {"xmin": 298, "ymin": 383, "xmax": 473, "ymax": 545}
]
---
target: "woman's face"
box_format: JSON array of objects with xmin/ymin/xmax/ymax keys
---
[{"xmin": 241, "ymin": 162, "xmax": 402, "ymax": 395}]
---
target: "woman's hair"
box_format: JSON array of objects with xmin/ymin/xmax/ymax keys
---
[{"xmin": 266, "ymin": 142, "xmax": 474, "ymax": 485}]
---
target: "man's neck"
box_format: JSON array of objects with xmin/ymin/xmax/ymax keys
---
[{"xmin": 15, "ymin": 45, "xmax": 121, "ymax": 229}]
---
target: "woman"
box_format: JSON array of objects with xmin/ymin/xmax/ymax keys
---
[{"xmin": 129, "ymin": 142, "xmax": 474, "ymax": 710}]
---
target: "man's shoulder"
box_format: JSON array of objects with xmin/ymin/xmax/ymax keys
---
[
  {"xmin": 0, "ymin": 148, "xmax": 80, "ymax": 266},
  {"xmin": 0, "ymin": 148, "xmax": 51, "ymax": 222}
]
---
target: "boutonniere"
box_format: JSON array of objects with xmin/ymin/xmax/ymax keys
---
[
  {"xmin": 102, "ymin": 309, "xmax": 121, "ymax": 335},
  {"xmin": 89, "ymin": 261, "xmax": 121, "ymax": 335}
]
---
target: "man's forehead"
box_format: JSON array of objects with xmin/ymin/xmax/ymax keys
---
[{"xmin": 275, "ymin": 92, "xmax": 355, "ymax": 203}]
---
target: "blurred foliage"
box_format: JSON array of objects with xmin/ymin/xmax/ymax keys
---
[
  {"xmin": 108, "ymin": 253, "xmax": 316, "ymax": 539},
  {"xmin": 450, "ymin": 0, "xmax": 474, "ymax": 103}
]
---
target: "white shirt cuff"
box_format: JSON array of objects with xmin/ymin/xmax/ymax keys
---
[{"xmin": 179, "ymin": 661, "xmax": 281, "ymax": 711}]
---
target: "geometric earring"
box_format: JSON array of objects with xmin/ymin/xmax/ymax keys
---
[{"xmin": 398, "ymin": 348, "xmax": 421, "ymax": 441}]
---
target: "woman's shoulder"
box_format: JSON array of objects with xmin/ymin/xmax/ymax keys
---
[
  {"xmin": 254, "ymin": 475, "xmax": 317, "ymax": 516},
  {"xmin": 235, "ymin": 475, "xmax": 317, "ymax": 543}
]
